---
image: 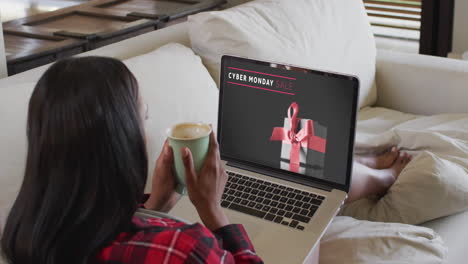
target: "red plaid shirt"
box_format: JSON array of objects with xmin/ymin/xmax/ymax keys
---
[{"xmin": 97, "ymin": 215, "xmax": 264, "ymax": 263}]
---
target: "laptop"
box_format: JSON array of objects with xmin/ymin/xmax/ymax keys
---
[{"xmin": 172, "ymin": 55, "xmax": 359, "ymax": 263}]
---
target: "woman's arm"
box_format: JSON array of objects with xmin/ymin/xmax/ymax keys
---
[
  {"xmin": 181, "ymin": 222, "xmax": 263, "ymax": 264},
  {"xmin": 144, "ymin": 141, "xmax": 181, "ymax": 212},
  {"xmin": 182, "ymin": 132, "xmax": 263, "ymax": 263},
  {"xmin": 213, "ymin": 224, "xmax": 263, "ymax": 263}
]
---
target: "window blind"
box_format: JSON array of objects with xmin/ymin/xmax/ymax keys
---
[{"xmin": 364, "ymin": 0, "xmax": 422, "ymax": 41}]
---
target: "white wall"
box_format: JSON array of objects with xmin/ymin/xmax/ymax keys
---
[
  {"xmin": 0, "ymin": 13, "xmax": 7, "ymax": 78},
  {"xmin": 453, "ymin": 0, "xmax": 468, "ymax": 54}
]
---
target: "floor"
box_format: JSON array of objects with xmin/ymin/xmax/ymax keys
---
[{"xmin": 0, "ymin": 0, "xmax": 87, "ymax": 22}]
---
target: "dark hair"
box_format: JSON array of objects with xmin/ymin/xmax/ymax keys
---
[{"xmin": 1, "ymin": 57, "xmax": 148, "ymax": 264}]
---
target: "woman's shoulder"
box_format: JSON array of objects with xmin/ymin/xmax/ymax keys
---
[
  {"xmin": 113, "ymin": 215, "xmax": 216, "ymax": 247},
  {"xmin": 97, "ymin": 216, "xmax": 219, "ymax": 263}
]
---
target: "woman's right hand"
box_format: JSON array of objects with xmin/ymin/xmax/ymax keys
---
[{"xmin": 182, "ymin": 131, "xmax": 230, "ymax": 231}]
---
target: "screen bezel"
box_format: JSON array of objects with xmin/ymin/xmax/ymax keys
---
[{"xmin": 218, "ymin": 55, "xmax": 359, "ymax": 193}]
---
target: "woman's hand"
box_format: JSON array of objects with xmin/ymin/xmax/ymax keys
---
[
  {"xmin": 182, "ymin": 132, "xmax": 229, "ymax": 231},
  {"xmin": 144, "ymin": 141, "xmax": 180, "ymax": 213}
]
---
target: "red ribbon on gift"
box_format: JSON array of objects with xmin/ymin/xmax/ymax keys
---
[{"xmin": 270, "ymin": 102, "xmax": 327, "ymax": 172}]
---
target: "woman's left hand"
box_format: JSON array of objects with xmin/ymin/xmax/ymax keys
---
[{"xmin": 144, "ymin": 141, "xmax": 180, "ymax": 212}]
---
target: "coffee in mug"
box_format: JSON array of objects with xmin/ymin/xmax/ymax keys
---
[{"xmin": 169, "ymin": 123, "xmax": 211, "ymax": 139}]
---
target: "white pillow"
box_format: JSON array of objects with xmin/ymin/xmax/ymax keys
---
[
  {"xmin": 123, "ymin": 43, "xmax": 219, "ymax": 191},
  {"xmin": 188, "ymin": 0, "xmax": 377, "ymax": 109},
  {"xmin": 0, "ymin": 82, "xmax": 35, "ymax": 231},
  {"xmin": 341, "ymin": 151, "xmax": 468, "ymax": 225},
  {"xmin": 321, "ymin": 216, "xmax": 447, "ymax": 264}
]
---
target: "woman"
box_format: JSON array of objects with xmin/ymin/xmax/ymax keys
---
[
  {"xmin": 1, "ymin": 57, "xmax": 263, "ymax": 264},
  {"xmin": 1, "ymin": 56, "xmax": 411, "ymax": 264}
]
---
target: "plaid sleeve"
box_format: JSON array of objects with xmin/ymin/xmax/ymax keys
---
[
  {"xmin": 212, "ymin": 224, "xmax": 263, "ymax": 264},
  {"xmin": 98, "ymin": 217, "xmax": 263, "ymax": 264},
  {"xmin": 174, "ymin": 223, "xmax": 263, "ymax": 264}
]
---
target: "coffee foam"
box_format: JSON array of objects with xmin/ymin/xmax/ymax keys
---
[{"xmin": 170, "ymin": 123, "xmax": 211, "ymax": 139}]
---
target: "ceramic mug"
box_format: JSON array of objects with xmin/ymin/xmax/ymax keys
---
[{"xmin": 167, "ymin": 122, "xmax": 211, "ymax": 194}]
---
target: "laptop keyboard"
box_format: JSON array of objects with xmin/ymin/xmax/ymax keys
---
[{"xmin": 221, "ymin": 171, "xmax": 325, "ymax": 231}]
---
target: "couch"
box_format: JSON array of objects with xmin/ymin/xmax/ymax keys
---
[{"xmin": 1, "ymin": 1, "xmax": 468, "ymax": 263}]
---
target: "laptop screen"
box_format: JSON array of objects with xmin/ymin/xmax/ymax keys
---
[{"xmin": 219, "ymin": 56, "xmax": 358, "ymax": 188}]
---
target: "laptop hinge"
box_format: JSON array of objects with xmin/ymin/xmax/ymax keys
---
[{"xmin": 226, "ymin": 161, "xmax": 333, "ymax": 192}]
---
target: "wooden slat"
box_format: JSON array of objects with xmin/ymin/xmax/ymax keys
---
[
  {"xmin": 79, "ymin": 7, "xmax": 141, "ymax": 21},
  {"xmin": 364, "ymin": 5, "xmax": 421, "ymax": 15},
  {"xmin": 4, "ymin": 30, "xmax": 86, "ymax": 62},
  {"xmin": 371, "ymin": 22, "xmax": 420, "ymax": 31},
  {"xmin": 367, "ymin": 12, "xmax": 420, "ymax": 21},
  {"xmin": 96, "ymin": 0, "xmax": 225, "ymax": 22},
  {"xmin": 3, "ymin": 0, "xmax": 117, "ymax": 27},
  {"xmin": 364, "ymin": 0, "xmax": 421, "ymax": 8},
  {"xmin": 365, "ymin": 0, "xmax": 422, "ymax": 4},
  {"xmin": 3, "ymin": 25, "xmax": 63, "ymax": 39}
]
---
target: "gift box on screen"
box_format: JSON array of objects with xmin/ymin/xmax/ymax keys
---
[{"xmin": 270, "ymin": 102, "xmax": 327, "ymax": 178}]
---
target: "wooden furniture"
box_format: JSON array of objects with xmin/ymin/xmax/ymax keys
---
[
  {"xmin": 4, "ymin": 0, "xmax": 226, "ymax": 75},
  {"xmin": 0, "ymin": 0, "xmax": 87, "ymax": 22},
  {"xmin": 4, "ymin": 30, "xmax": 87, "ymax": 75},
  {"xmin": 96, "ymin": 0, "xmax": 224, "ymax": 21}
]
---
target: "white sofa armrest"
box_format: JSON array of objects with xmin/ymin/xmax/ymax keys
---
[{"xmin": 375, "ymin": 49, "xmax": 468, "ymax": 115}]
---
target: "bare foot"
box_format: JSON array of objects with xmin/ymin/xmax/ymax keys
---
[
  {"xmin": 373, "ymin": 152, "xmax": 412, "ymax": 196},
  {"xmin": 355, "ymin": 146, "xmax": 399, "ymax": 169}
]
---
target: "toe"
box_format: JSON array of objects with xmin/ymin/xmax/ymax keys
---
[
  {"xmin": 399, "ymin": 153, "xmax": 405, "ymax": 163},
  {"xmin": 383, "ymin": 146, "xmax": 400, "ymax": 166},
  {"xmin": 401, "ymin": 153, "xmax": 412, "ymax": 165}
]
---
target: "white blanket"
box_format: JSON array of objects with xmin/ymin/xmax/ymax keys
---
[
  {"xmin": 356, "ymin": 107, "xmax": 468, "ymax": 181},
  {"xmin": 355, "ymin": 107, "xmax": 468, "ymax": 156},
  {"xmin": 320, "ymin": 107, "xmax": 468, "ymax": 263},
  {"xmin": 343, "ymin": 107, "xmax": 468, "ymax": 225}
]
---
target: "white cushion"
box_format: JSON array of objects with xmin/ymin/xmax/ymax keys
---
[
  {"xmin": 375, "ymin": 49, "xmax": 468, "ymax": 115},
  {"xmin": 422, "ymin": 210, "xmax": 468, "ymax": 264},
  {"xmin": 188, "ymin": 0, "xmax": 377, "ymax": 108},
  {"xmin": 123, "ymin": 43, "xmax": 219, "ymax": 191},
  {"xmin": 321, "ymin": 216, "xmax": 447, "ymax": 264}
]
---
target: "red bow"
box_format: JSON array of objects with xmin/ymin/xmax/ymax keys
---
[{"xmin": 270, "ymin": 102, "xmax": 326, "ymax": 172}]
